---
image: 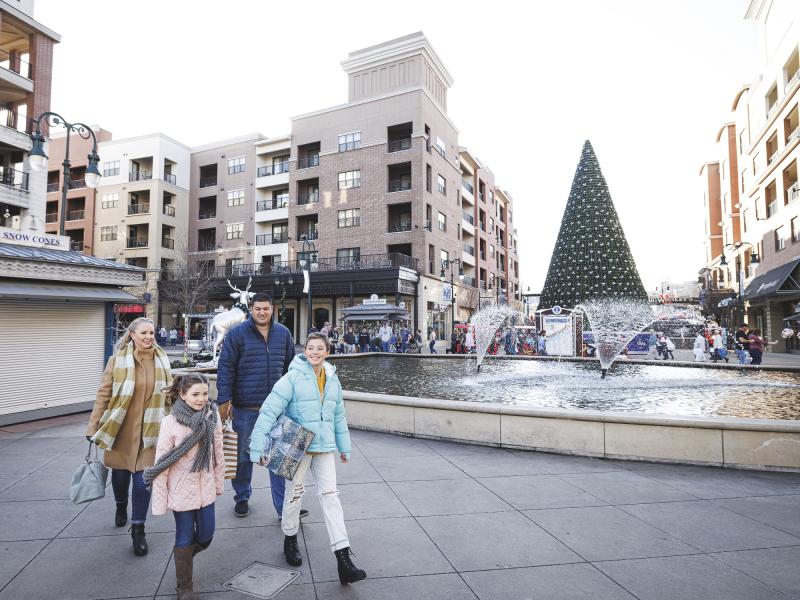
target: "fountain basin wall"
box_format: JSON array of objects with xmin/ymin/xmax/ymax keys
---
[{"xmin": 199, "ymin": 372, "xmax": 800, "ymax": 471}]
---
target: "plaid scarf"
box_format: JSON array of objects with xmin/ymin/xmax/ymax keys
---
[{"xmin": 92, "ymin": 342, "xmax": 172, "ymax": 451}]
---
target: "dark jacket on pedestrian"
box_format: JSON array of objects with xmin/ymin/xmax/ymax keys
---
[{"xmin": 216, "ymin": 317, "xmax": 295, "ymax": 409}]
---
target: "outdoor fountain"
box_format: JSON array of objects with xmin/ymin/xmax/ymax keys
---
[{"xmin": 470, "ymin": 304, "xmax": 516, "ymax": 370}]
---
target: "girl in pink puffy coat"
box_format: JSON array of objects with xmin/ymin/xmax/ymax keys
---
[{"xmin": 144, "ymin": 373, "xmax": 224, "ymax": 600}]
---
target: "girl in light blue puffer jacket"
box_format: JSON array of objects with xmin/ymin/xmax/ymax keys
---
[{"xmin": 249, "ymin": 333, "xmax": 366, "ymax": 585}]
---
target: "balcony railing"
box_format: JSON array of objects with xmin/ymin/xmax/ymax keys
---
[
  {"xmin": 257, "ymin": 162, "xmax": 290, "ymax": 177},
  {"xmin": 462, "ymin": 180, "xmax": 474, "ymax": 194},
  {"xmin": 47, "ymin": 182, "xmax": 59, "ymax": 193},
  {"xmin": 127, "ymin": 238, "xmax": 149, "ymax": 248},
  {"xmin": 788, "ymin": 127, "xmax": 800, "ymax": 145},
  {"xmin": 67, "ymin": 210, "xmax": 85, "ymax": 221},
  {"xmin": 299, "ymin": 230, "xmax": 319, "ymax": 241},
  {"xmin": 297, "ymin": 155, "xmax": 319, "ymax": 169},
  {"xmin": 767, "ymin": 200, "xmax": 778, "ymax": 218},
  {"xmin": 168, "ymin": 252, "xmax": 419, "ymax": 281},
  {"xmin": 388, "ymin": 179, "xmax": 412, "ymax": 192},
  {"xmin": 768, "ymin": 151, "xmax": 779, "ymax": 165},
  {"xmin": 0, "ymin": 166, "xmax": 29, "ymax": 191},
  {"xmin": 128, "ymin": 204, "xmax": 150, "ymax": 215},
  {"xmin": 164, "ymin": 173, "xmax": 177, "ymax": 185},
  {"xmin": 463, "ymin": 243, "xmax": 475, "ymax": 256},
  {"xmin": 0, "ymin": 48, "xmax": 31, "ymax": 79},
  {"xmin": 462, "ymin": 276, "xmax": 477, "ymax": 287},
  {"xmin": 788, "ymin": 183, "xmax": 800, "ymax": 204},
  {"xmin": 297, "ymin": 192, "xmax": 319, "ymax": 205},
  {"xmin": 163, "ymin": 205, "xmax": 176, "ymax": 217},
  {"xmin": 462, "ymin": 211, "xmax": 474, "ymax": 225},
  {"xmin": 786, "ymin": 71, "xmax": 800, "ymax": 92},
  {"xmin": 200, "ymin": 176, "xmax": 217, "ymax": 188},
  {"xmin": 256, "ymin": 199, "xmax": 289, "ymax": 211},
  {"xmin": 45, "ymin": 213, "xmax": 58, "ymax": 223},
  {"xmin": 162, "ymin": 238, "xmax": 175, "ymax": 249},
  {"xmin": 766, "ymin": 102, "xmax": 780, "ymax": 121},
  {"xmin": 388, "ymin": 138, "xmax": 412, "ymax": 152},
  {"xmin": 256, "ymin": 232, "xmax": 289, "ymax": 245},
  {"xmin": 68, "ymin": 179, "xmax": 86, "ymax": 190},
  {"xmin": 129, "ymin": 171, "xmax": 152, "ymax": 182},
  {"xmin": 198, "ymin": 209, "xmax": 216, "ymax": 220},
  {"xmin": 389, "ymin": 223, "xmax": 412, "ymax": 233}
]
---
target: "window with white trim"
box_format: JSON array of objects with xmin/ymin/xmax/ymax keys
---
[
  {"xmin": 226, "ymin": 222, "xmax": 244, "ymax": 240},
  {"xmin": 437, "ymin": 211, "xmax": 446, "ymax": 232},
  {"xmin": 100, "ymin": 225, "xmax": 117, "ymax": 241},
  {"xmin": 101, "ymin": 192, "xmax": 118, "ymax": 209},
  {"xmin": 227, "ymin": 189, "xmax": 245, "ymax": 206},
  {"xmin": 336, "ymin": 247, "xmax": 360, "ymax": 266},
  {"xmin": 227, "ymin": 156, "xmax": 246, "ymax": 174},
  {"xmin": 338, "ymin": 170, "xmax": 361, "ymax": 190},
  {"xmin": 102, "ymin": 161, "xmax": 120, "ymax": 177},
  {"xmin": 338, "ymin": 208, "xmax": 360, "ymax": 228},
  {"xmin": 437, "ymin": 174, "xmax": 446, "ymax": 195},
  {"xmin": 338, "ymin": 132, "xmax": 361, "ymax": 152}
]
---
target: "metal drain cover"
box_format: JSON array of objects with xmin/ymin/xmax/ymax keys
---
[{"xmin": 223, "ymin": 561, "xmax": 301, "ymax": 599}]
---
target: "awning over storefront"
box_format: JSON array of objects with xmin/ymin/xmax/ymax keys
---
[
  {"xmin": 717, "ymin": 296, "xmax": 737, "ymax": 308},
  {"xmin": 340, "ymin": 303, "xmax": 411, "ymax": 322},
  {"xmin": 784, "ymin": 313, "xmax": 800, "ymax": 322},
  {"xmin": 743, "ymin": 258, "xmax": 800, "ymax": 300},
  {"xmin": 0, "ymin": 280, "xmax": 140, "ymax": 302}
]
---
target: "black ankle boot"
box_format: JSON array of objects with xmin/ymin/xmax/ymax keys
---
[
  {"xmin": 334, "ymin": 547, "xmax": 366, "ymax": 585},
  {"xmin": 283, "ymin": 535, "xmax": 302, "ymax": 567},
  {"xmin": 115, "ymin": 502, "xmax": 128, "ymax": 527},
  {"xmin": 129, "ymin": 524, "xmax": 148, "ymax": 556}
]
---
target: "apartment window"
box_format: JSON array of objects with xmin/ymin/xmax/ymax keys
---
[
  {"xmin": 437, "ymin": 211, "xmax": 446, "ymax": 232},
  {"xmin": 100, "ymin": 225, "xmax": 117, "ymax": 241},
  {"xmin": 775, "ymin": 226, "xmax": 786, "ymax": 252},
  {"xmin": 490, "ymin": 245, "xmax": 495, "ymax": 258},
  {"xmin": 274, "ymin": 188, "xmax": 289, "ymax": 207},
  {"xmin": 338, "ymin": 132, "xmax": 361, "ymax": 152},
  {"xmin": 428, "ymin": 244, "xmax": 435, "ymax": 274},
  {"xmin": 225, "ymin": 258, "xmax": 244, "ymax": 275},
  {"xmin": 489, "ymin": 190, "xmax": 494, "ymax": 204},
  {"xmin": 101, "ymin": 192, "xmax": 118, "ymax": 209},
  {"xmin": 227, "ymin": 189, "xmax": 245, "ymax": 207},
  {"xmin": 336, "ymin": 247, "xmax": 360, "ymax": 266},
  {"xmin": 792, "ymin": 216, "xmax": 800, "ymax": 244},
  {"xmin": 338, "ymin": 208, "xmax": 361, "ymax": 228},
  {"xmin": 228, "ymin": 156, "xmax": 246, "ymax": 174},
  {"xmin": 426, "ymin": 164, "xmax": 432, "ymax": 192},
  {"xmin": 435, "ymin": 136, "xmax": 446, "ymax": 157},
  {"xmin": 338, "ymin": 170, "xmax": 361, "ymax": 190},
  {"xmin": 102, "ymin": 161, "xmax": 120, "ymax": 177},
  {"xmin": 226, "ymin": 223, "xmax": 244, "ymax": 240},
  {"xmin": 440, "ymin": 249, "xmax": 449, "ymax": 269},
  {"xmin": 742, "ymin": 208, "xmax": 749, "ymax": 233},
  {"xmin": 437, "ymin": 174, "xmax": 446, "ymax": 195},
  {"xmin": 741, "ymin": 171, "xmax": 746, "ymax": 195}
]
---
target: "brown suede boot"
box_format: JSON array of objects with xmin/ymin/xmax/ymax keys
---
[{"xmin": 173, "ymin": 546, "xmax": 195, "ymax": 600}]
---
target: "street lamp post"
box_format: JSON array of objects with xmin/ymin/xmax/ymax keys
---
[
  {"xmin": 440, "ymin": 258, "xmax": 465, "ymax": 331},
  {"xmin": 273, "ymin": 270, "xmax": 294, "ymax": 325},
  {"xmin": 719, "ymin": 242, "xmax": 760, "ymax": 325},
  {"xmin": 299, "ymin": 235, "xmax": 318, "ymax": 334},
  {"xmin": 27, "ymin": 113, "xmax": 102, "ymax": 240}
]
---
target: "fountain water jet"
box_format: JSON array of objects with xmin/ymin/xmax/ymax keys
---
[{"xmin": 470, "ymin": 304, "xmax": 516, "ymax": 370}]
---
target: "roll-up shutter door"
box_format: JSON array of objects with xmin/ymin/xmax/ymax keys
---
[{"xmin": 0, "ymin": 300, "xmax": 106, "ymax": 417}]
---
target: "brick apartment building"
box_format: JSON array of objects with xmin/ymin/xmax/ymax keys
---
[{"xmin": 701, "ymin": 0, "xmax": 800, "ymax": 351}]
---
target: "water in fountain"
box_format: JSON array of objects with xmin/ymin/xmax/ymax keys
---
[
  {"xmin": 470, "ymin": 304, "xmax": 517, "ymax": 369},
  {"xmin": 577, "ymin": 297, "xmax": 672, "ymax": 377}
]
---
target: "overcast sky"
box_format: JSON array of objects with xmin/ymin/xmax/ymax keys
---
[{"xmin": 36, "ymin": 0, "xmax": 759, "ymax": 292}]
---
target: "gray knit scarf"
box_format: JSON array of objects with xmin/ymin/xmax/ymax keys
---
[{"xmin": 143, "ymin": 400, "xmax": 218, "ymax": 486}]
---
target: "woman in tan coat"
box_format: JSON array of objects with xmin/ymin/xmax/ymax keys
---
[{"xmin": 86, "ymin": 317, "xmax": 173, "ymax": 556}]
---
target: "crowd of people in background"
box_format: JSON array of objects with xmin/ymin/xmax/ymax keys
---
[
  {"xmin": 306, "ymin": 321, "xmax": 425, "ymax": 354},
  {"xmin": 685, "ymin": 323, "xmax": 777, "ymax": 365}
]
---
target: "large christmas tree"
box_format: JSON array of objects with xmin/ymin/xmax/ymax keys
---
[{"xmin": 539, "ymin": 140, "xmax": 647, "ymax": 309}]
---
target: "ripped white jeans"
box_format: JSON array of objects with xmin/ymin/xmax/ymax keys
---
[{"xmin": 281, "ymin": 452, "xmax": 349, "ymax": 551}]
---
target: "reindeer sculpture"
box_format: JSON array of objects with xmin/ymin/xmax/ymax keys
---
[{"xmin": 202, "ymin": 278, "xmax": 255, "ymax": 366}]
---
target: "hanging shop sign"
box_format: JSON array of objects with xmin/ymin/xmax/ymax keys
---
[
  {"xmin": 363, "ymin": 294, "xmax": 387, "ymax": 305},
  {"xmin": 0, "ymin": 226, "xmax": 70, "ymax": 251}
]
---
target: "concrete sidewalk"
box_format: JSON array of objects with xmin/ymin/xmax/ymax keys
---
[{"xmin": 1, "ymin": 413, "xmax": 799, "ymax": 599}]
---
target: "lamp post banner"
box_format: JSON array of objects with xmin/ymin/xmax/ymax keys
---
[{"xmin": 303, "ymin": 270, "xmax": 310, "ymax": 294}]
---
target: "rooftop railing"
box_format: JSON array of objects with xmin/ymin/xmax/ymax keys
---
[{"xmin": 257, "ymin": 162, "xmax": 290, "ymax": 177}]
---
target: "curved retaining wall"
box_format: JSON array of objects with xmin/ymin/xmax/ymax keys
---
[{"xmin": 199, "ymin": 373, "xmax": 800, "ymax": 472}]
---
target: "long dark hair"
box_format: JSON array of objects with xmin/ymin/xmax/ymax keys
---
[{"xmin": 163, "ymin": 372, "xmax": 209, "ymax": 406}]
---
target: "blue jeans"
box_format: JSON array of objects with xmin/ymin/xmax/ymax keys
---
[
  {"xmin": 232, "ymin": 407, "xmax": 285, "ymax": 514},
  {"xmin": 429, "ymin": 340, "xmax": 437, "ymax": 353},
  {"xmin": 111, "ymin": 469, "xmax": 150, "ymax": 524},
  {"xmin": 173, "ymin": 503, "xmax": 215, "ymax": 548}
]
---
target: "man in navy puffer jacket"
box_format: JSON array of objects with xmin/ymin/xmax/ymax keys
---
[{"xmin": 217, "ymin": 292, "xmax": 302, "ymax": 519}]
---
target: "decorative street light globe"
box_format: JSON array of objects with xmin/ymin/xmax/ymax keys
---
[{"xmin": 28, "ymin": 130, "xmax": 48, "ymax": 172}]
